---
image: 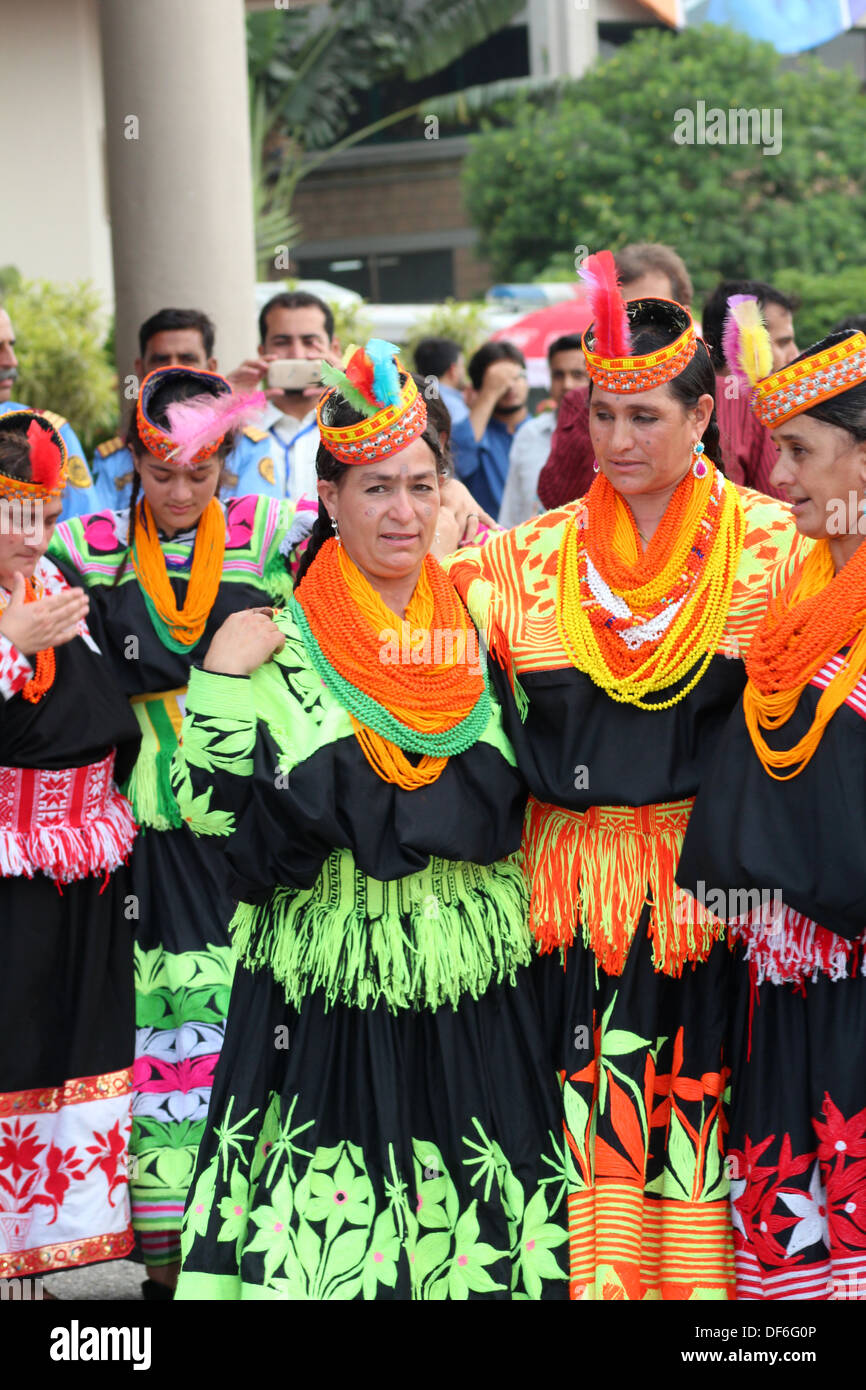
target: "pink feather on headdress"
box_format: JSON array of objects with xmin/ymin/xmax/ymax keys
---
[
  {"xmin": 164, "ymin": 390, "xmax": 267, "ymax": 465},
  {"xmin": 578, "ymin": 250, "xmax": 631, "ymax": 358}
]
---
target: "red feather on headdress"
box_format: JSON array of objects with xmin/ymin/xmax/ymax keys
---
[
  {"xmin": 578, "ymin": 250, "xmax": 631, "ymax": 358},
  {"xmin": 344, "ymin": 348, "xmax": 378, "ymax": 407},
  {"xmin": 27, "ymin": 419, "xmax": 62, "ymax": 490}
]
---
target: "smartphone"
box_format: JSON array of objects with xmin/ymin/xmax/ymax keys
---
[{"xmin": 267, "ymin": 359, "xmax": 324, "ymax": 391}]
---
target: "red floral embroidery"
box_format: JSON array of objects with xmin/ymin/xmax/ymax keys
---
[{"xmin": 731, "ymin": 1093, "xmax": 866, "ymax": 1272}]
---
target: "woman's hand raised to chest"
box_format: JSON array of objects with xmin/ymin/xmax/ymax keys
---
[
  {"xmin": 0, "ymin": 571, "xmax": 89, "ymax": 656},
  {"xmin": 202, "ymin": 608, "xmax": 286, "ymax": 676}
]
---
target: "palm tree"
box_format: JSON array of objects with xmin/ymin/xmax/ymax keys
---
[{"xmin": 248, "ymin": 0, "xmax": 547, "ymax": 278}]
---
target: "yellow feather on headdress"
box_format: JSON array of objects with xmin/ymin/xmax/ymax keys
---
[{"xmin": 723, "ymin": 295, "xmax": 774, "ymax": 388}]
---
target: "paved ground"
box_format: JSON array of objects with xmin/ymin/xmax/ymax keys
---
[{"xmin": 43, "ymin": 1259, "xmax": 147, "ymax": 1301}]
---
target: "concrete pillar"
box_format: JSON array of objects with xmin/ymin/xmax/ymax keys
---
[
  {"xmin": 1, "ymin": 0, "xmax": 112, "ymax": 302},
  {"xmin": 98, "ymin": 0, "xmax": 257, "ymax": 383},
  {"xmin": 527, "ymin": 0, "xmax": 599, "ymax": 79}
]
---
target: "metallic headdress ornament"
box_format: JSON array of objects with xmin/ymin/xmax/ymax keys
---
[
  {"xmin": 752, "ymin": 332, "xmax": 866, "ymax": 430},
  {"xmin": 0, "ymin": 410, "xmax": 68, "ymax": 501},
  {"xmin": 317, "ymin": 338, "xmax": 427, "ymax": 465},
  {"xmin": 579, "ymin": 251, "xmax": 697, "ymax": 393},
  {"xmin": 136, "ymin": 367, "xmax": 265, "ymax": 467}
]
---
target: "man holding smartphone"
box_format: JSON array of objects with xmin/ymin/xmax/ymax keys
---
[{"xmin": 227, "ymin": 291, "xmax": 341, "ymax": 501}]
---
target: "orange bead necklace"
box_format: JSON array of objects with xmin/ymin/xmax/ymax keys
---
[
  {"xmin": 292, "ymin": 539, "xmax": 490, "ymax": 789},
  {"xmin": 556, "ymin": 465, "xmax": 745, "ymax": 708},
  {"xmin": 744, "ymin": 537, "xmax": 866, "ymax": 778},
  {"xmin": 131, "ymin": 497, "xmax": 226, "ymax": 651}
]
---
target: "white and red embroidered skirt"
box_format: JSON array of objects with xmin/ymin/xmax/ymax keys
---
[
  {"xmin": 0, "ymin": 752, "xmax": 137, "ymax": 883},
  {"xmin": 0, "ymin": 754, "xmax": 137, "ymax": 1278}
]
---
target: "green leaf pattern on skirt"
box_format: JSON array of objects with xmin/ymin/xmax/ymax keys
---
[{"xmin": 181, "ymin": 1093, "xmax": 567, "ymax": 1300}]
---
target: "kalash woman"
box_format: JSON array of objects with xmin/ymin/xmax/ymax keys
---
[
  {"xmin": 170, "ymin": 342, "xmax": 568, "ymax": 1300},
  {"xmin": 677, "ymin": 326, "xmax": 866, "ymax": 1302},
  {"xmin": 47, "ymin": 366, "xmax": 297, "ymax": 1296},
  {"xmin": 0, "ymin": 411, "xmax": 140, "ymax": 1288},
  {"xmin": 445, "ymin": 254, "xmax": 810, "ymax": 1301}
]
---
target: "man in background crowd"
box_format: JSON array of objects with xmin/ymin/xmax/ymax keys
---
[
  {"xmin": 450, "ymin": 340, "xmax": 529, "ymax": 519},
  {"xmin": 499, "ymin": 333, "xmax": 587, "ymax": 528},
  {"xmin": 91, "ymin": 308, "xmax": 277, "ymax": 510},
  {"xmin": 413, "ymin": 337, "xmax": 469, "ymax": 425},
  {"xmin": 228, "ymin": 291, "xmax": 340, "ymax": 501},
  {"xmin": 0, "ymin": 305, "xmax": 94, "ymax": 518}
]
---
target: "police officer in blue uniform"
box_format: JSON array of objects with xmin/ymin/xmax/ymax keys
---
[
  {"xmin": 0, "ymin": 306, "xmax": 98, "ymax": 519},
  {"xmin": 90, "ymin": 308, "xmax": 279, "ymax": 510}
]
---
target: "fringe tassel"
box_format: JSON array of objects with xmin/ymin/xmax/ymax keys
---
[
  {"xmin": 122, "ymin": 742, "xmax": 182, "ymax": 831},
  {"xmin": 229, "ymin": 850, "xmax": 532, "ymax": 1013},
  {"xmin": 730, "ymin": 905, "xmax": 866, "ymax": 986},
  {"xmin": 522, "ymin": 797, "xmax": 723, "ymax": 977},
  {"xmin": 0, "ymin": 791, "xmax": 137, "ymax": 884}
]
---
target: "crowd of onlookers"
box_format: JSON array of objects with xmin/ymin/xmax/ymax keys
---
[{"xmin": 0, "ymin": 238, "xmax": 837, "ymax": 531}]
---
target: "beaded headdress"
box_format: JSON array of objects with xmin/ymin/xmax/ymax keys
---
[
  {"xmin": 752, "ymin": 331, "xmax": 866, "ymax": 429},
  {"xmin": 0, "ymin": 410, "xmax": 68, "ymax": 501},
  {"xmin": 136, "ymin": 367, "xmax": 265, "ymax": 467},
  {"xmin": 317, "ymin": 338, "xmax": 427, "ymax": 465},
  {"xmin": 579, "ymin": 251, "xmax": 697, "ymax": 394}
]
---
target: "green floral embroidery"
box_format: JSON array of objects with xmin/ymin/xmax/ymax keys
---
[
  {"xmin": 178, "ymin": 1093, "xmax": 567, "ymax": 1300},
  {"xmin": 135, "ymin": 945, "xmax": 234, "ymax": 1028},
  {"xmin": 130, "ymin": 1118, "xmax": 204, "ymax": 1209}
]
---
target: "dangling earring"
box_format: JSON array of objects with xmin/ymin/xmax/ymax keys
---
[
  {"xmin": 331, "ymin": 514, "xmax": 340, "ymax": 544},
  {"xmin": 592, "ymin": 460, "xmax": 600, "ymax": 473},
  {"xmin": 692, "ymin": 441, "xmax": 708, "ymax": 479}
]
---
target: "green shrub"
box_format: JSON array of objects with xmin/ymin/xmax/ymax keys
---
[
  {"xmin": 773, "ymin": 267, "xmax": 866, "ymax": 351},
  {"xmin": 1, "ymin": 277, "xmax": 117, "ymax": 456},
  {"xmin": 464, "ymin": 25, "xmax": 866, "ymax": 298},
  {"xmin": 401, "ymin": 300, "xmax": 489, "ymax": 368}
]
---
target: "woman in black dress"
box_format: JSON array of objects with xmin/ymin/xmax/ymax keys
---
[
  {"xmin": 0, "ymin": 411, "xmax": 140, "ymax": 1288},
  {"xmin": 678, "ymin": 328, "xmax": 866, "ymax": 1300},
  {"xmin": 172, "ymin": 343, "xmax": 569, "ymax": 1300}
]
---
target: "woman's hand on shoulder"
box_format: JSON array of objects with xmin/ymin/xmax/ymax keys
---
[
  {"xmin": 437, "ymin": 477, "xmax": 497, "ymax": 543},
  {"xmin": 202, "ymin": 607, "xmax": 286, "ymax": 676},
  {"xmin": 428, "ymin": 506, "xmax": 463, "ymax": 562}
]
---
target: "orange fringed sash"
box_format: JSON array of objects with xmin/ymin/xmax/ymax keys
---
[
  {"xmin": 521, "ymin": 796, "xmax": 723, "ymax": 977},
  {"xmin": 131, "ymin": 497, "xmax": 226, "ymax": 649},
  {"xmin": 744, "ymin": 537, "xmax": 866, "ymax": 779}
]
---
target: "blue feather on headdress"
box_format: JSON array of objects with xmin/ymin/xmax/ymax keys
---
[{"xmin": 366, "ymin": 339, "xmax": 403, "ymax": 409}]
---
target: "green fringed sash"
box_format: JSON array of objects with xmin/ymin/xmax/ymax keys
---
[
  {"xmin": 230, "ymin": 851, "xmax": 532, "ymax": 1013},
  {"xmin": 124, "ymin": 688, "xmax": 187, "ymax": 830}
]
